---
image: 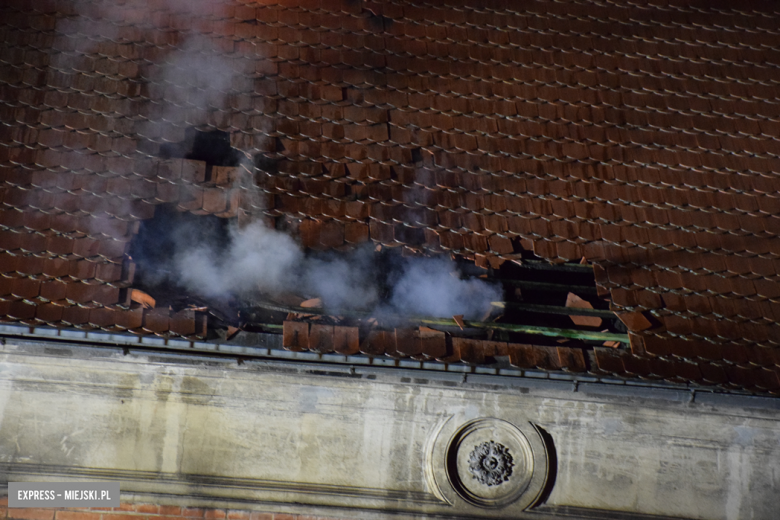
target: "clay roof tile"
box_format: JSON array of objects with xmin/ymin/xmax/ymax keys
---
[
  {"xmin": 394, "ymin": 328, "xmax": 422, "ymax": 357},
  {"xmin": 61, "ymin": 305, "xmax": 91, "ymax": 326},
  {"xmin": 1, "ymin": 0, "xmax": 779, "ymax": 388},
  {"xmin": 142, "ymin": 308, "xmax": 170, "ymax": 334},
  {"xmin": 593, "ymin": 348, "xmax": 627, "ymax": 376},
  {"xmin": 169, "ymin": 308, "xmax": 197, "ymax": 337},
  {"xmin": 452, "ymin": 337, "xmax": 486, "ymax": 366},
  {"xmin": 360, "ymin": 330, "xmax": 389, "ymax": 357},
  {"xmin": 333, "ymin": 326, "xmax": 360, "ymax": 355},
  {"xmin": 556, "ymin": 347, "xmax": 587, "ymax": 373},
  {"xmin": 309, "ymin": 324, "xmax": 335, "ymax": 354}
]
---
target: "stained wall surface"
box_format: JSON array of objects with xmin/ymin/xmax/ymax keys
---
[
  {"xmin": 1, "ymin": 341, "xmax": 779, "ymax": 519},
  {"xmin": 0, "ymin": 500, "xmax": 340, "ymax": 520}
]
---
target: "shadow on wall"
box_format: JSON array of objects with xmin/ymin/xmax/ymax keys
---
[{"xmin": 531, "ymin": 424, "xmax": 558, "ymax": 508}]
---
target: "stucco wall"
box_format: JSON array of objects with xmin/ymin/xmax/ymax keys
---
[
  {"xmin": 1, "ymin": 339, "xmax": 779, "ymax": 519},
  {"xmin": 0, "ymin": 499, "xmax": 340, "ymax": 520}
]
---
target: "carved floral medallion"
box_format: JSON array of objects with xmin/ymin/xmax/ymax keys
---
[{"xmin": 468, "ymin": 441, "xmax": 514, "ymax": 486}]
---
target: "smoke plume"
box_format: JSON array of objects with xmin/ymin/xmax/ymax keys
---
[
  {"xmin": 169, "ymin": 221, "xmax": 501, "ymax": 320},
  {"xmin": 59, "ymin": 0, "xmax": 502, "ymax": 321}
]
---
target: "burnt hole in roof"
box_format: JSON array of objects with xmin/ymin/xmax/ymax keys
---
[
  {"xmin": 483, "ymin": 248, "xmax": 622, "ymax": 347},
  {"xmin": 128, "ymin": 205, "xmax": 239, "ymax": 326},
  {"xmin": 158, "ymin": 128, "xmax": 242, "ymax": 167},
  {"xmin": 130, "ymin": 205, "xmax": 230, "ymax": 281}
]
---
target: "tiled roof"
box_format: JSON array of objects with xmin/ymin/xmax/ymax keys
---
[{"xmin": 2, "ymin": 0, "xmax": 780, "ymax": 393}]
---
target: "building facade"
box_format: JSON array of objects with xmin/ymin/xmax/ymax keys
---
[{"xmin": 2, "ymin": 0, "xmax": 780, "ymax": 517}]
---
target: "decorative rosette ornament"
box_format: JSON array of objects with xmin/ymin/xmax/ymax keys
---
[{"xmin": 467, "ymin": 441, "xmax": 514, "ymax": 486}]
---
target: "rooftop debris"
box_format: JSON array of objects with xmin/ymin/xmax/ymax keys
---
[
  {"xmin": 226, "ymin": 325, "xmax": 240, "ymax": 340},
  {"xmin": 565, "ymin": 292, "xmax": 602, "ymax": 328},
  {"xmin": 616, "ymin": 311, "xmax": 653, "ymax": 332},
  {"xmin": 453, "ymin": 314, "xmax": 465, "ymax": 330},
  {"xmin": 242, "ymin": 299, "xmax": 629, "ymax": 344},
  {"xmin": 130, "ymin": 289, "xmax": 156, "ymax": 309},
  {"xmin": 128, "ymin": 209, "xmax": 626, "ymax": 351}
]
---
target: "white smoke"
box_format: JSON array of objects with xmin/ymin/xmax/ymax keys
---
[
  {"xmin": 170, "ymin": 221, "xmax": 501, "ymax": 320},
  {"xmin": 57, "ymin": 0, "xmax": 502, "ymax": 321},
  {"xmin": 138, "ymin": 35, "xmax": 242, "ymax": 143},
  {"xmin": 175, "ymin": 222, "xmax": 302, "ymax": 297},
  {"xmin": 301, "ymin": 247, "xmax": 380, "ymax": 312},
  {"xmin": 387, "ymin": 256, "xmax": 502, "ymax": 319}
]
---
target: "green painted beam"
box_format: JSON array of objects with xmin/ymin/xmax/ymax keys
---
[
  {"xmin": 416, "ymin": 317, "xmax": 628, "ymax": 343},
  {"xmin": 243, "ymin": 301, "xmax": 629, "ymax": 344}
]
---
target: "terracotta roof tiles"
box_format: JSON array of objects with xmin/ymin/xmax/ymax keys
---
[{"xmin": 3, "ymin": 0, "xmax": 780, "ymax": 391}]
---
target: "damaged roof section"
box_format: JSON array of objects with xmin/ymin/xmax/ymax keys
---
[
  {"xmin": 1, "ymin": 0, "xmax": 780, "ymax": 393},
  {"xmin": 0, "ymin": 154, "xmax": 251, "ymax": 336}
]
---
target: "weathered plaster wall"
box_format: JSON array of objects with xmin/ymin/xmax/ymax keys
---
[
  {"xmin": 1, "ymin": 340, "xmax": 779, "ymax": 519},
  {"xmin": 0, "ymin": 498, "xmax": 340, "ymax": 520}
]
